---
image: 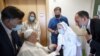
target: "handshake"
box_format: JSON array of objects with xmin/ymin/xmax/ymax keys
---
[
  {"xmin": 48, "ymin": 44, "xmax": 60, "ymax": 56},
  {"xmin": 49, "ymin": 51, "xmax": 60, "ymax": 56}
]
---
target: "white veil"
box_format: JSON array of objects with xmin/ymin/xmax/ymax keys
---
[
  {"xmin": 57, "ymin": 22, "xmax": 82, "ymax": 56},
  {"xmin": 58, "ymin": 22, "xmax": 76, "ymax": 37},
  {"xmin": 58, "ymin": 21, "xmax": 81, "ymax": 46}
]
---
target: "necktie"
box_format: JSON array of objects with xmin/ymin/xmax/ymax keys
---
[
  {"xmin": 86, "ymin": 29, "xmax": 91, "ymax": 34},
  {"xmin": 11, "ymin": 31, "xmax": 17, "ymax": 55}
]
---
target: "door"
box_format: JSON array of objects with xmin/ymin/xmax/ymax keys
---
[
  {"xmin": 0, "ymin": 0, "xmax": 5, "ymax": 11},
  {"xmin": 4, "ymin": 0, "xmax": 47, "ymax": 46}
]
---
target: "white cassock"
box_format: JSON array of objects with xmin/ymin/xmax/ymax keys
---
[
  {"xmin": 57, "ymin": 22, "xmax": 82, "ymax": 56},
  {"xmin": 17, "ymin": 41, "xmax": 57, "ymax": 56}
]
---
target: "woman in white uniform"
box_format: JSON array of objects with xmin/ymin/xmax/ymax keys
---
[{"xmin": 55, "ymin": 22, "xmax": 82, "ymax": 56}]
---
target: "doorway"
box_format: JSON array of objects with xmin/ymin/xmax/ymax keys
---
[{"xmin": 0, "ymin": 0, "xmax": 48, "ymax": 46}]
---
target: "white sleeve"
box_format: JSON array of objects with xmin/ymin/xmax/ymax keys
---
[
  {"xmin": 36, "ymin": 42, "xmax": 50, "ymax": 52},
  {"xmin": 36, "ymin": 42, "xmax": 43, "ymax": 48},
  {"xmin": 48, "ymin": 51, "xmax": 57, "ymax": 56},
  {"xmin": 58, "ymin": 34, "xmax": 63, "ymax": 46},
  {"xmin": 56, "ymin": 34, "xmax": 63, "ymax": 52},
  {"xmin": 17, "ymin": 50, "xmax": 34, "ymax": 56}
]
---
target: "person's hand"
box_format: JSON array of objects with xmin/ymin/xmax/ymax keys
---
[
  {"xmin": 89, "ymin": 53, "xmax": 94, "ymax": 56},
  {"xmin": 49, "ymin": 51, "xmax": 60, "ymax": 56},
  {"xmin": 85, "ymin": 34, "xmax": 92, "ymax": 41},
  {"xmin": 54, "ymin": 30, "xmax": 58, "ymax": 34},
  {"xmin": 19, "ymin": 33, "xmax": 24, "ymax": 38},
  {"xmin": 55, "ymin": 51, "xmax": 60, "ymax": 55},
  {"xmin": 48, "ymin": 44, "xmax": 57, "ymax": 51}
]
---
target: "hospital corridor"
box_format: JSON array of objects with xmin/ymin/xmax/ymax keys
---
[{"xmin": 0, "ymin": 0, "xmax": 100, "ymax": 56}]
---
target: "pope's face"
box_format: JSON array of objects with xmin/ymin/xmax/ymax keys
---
[{"xmin": 30, "ymin": 32, "xmax": 37, "ymax": 42}]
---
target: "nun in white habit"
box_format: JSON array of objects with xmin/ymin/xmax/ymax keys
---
[
  {"xmin": 17, "ymin": 29, "xmax": 57, "ymax": 56},
  {"xmin": 55, "ymin": 22, "xmax": 82, "ymax": 56}
]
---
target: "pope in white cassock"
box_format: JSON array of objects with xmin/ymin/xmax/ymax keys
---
[
  {"xmin": 17, "ymin": 29, "xmax": 57, "ymax": 56},
  {"xmin": 55, "ymin": 22, "xmax": 82, "ymax": 56}
]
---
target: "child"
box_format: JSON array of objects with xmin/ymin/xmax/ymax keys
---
[{"xmin": 55, "ymin": 22, "xmax": 82, "ymax": 56}]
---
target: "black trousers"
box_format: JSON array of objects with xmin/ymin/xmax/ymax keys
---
[
  {"xmin": 56, "ymin": 48, "xmax": 63, "ymax": 56},
  {"xmin": 90, "ymin": 40, "xmax": 100, "ymax": 56},
  {"xmin": 59, "ymin": 48, "xmax": 63, "ymax": 56}
]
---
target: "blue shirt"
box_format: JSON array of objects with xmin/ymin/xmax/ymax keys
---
[{"xmin": 48, "ymin": 16, "xmax": 69, "ymax": 37}]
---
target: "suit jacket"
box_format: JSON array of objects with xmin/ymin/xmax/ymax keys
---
[
  {"xmin": 90, "ymin": 19, "xmax": 100, "ymax": 54},
  {"xmin": 0, "ymin": 23, "xmax": 22, "ymax": 56},
  {"xmin": 90, "ymin": 19, "xmax": 100, "ymax": 42}
]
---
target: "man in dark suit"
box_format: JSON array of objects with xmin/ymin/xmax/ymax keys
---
[
  {"xmin": 75, "ymin": 10, "xmax": 100, "ymax": 56},
  {"xmin": 0, "ymin": 6, "xmax": 24, "ymax": 56}
]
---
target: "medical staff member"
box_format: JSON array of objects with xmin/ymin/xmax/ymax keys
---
[
  {"xmin": 19, "ymin": 11, "xmax": 41, "ymax": 41},
  {"xmin": 48, "ymin": 7, "xmax": 69, "ymax": 56},
  {"xmin": 48, "ymin": 7, "xmax": 69, "ymax": 44}
]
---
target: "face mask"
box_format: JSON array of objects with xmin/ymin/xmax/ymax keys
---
[
  {"xmin": 55, "ymin": 15, "xmax": 60, "ymax": 18},
  {"xmin": 29, "ymin": 16, "xmax": 35, "ymax": 22},
  {"xmin": 79, "ymin": 24, "xmax": 86, "ymax": 29},
  {"xmin": 81, "ymin": 25, "xmax": 86, "ymax": 29},
  {"xmin": 58, "ymin": 29, "xmax": 65, "ymax": 34},
  {"xmin": 12, "ymin": 24, "xmax": 23, "ymax": 31}
]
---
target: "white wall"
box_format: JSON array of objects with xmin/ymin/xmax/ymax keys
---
[
  {"xmin": 47, "ymin": 0, "xmax": 95, "ymax": 35},
  {"xmin": 48, "ymin": 0, "xmax": 94, "ymax": 22},
  {"xmin": 47, "ymin": 0, "xmax": 95, "ymax": 55}
]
